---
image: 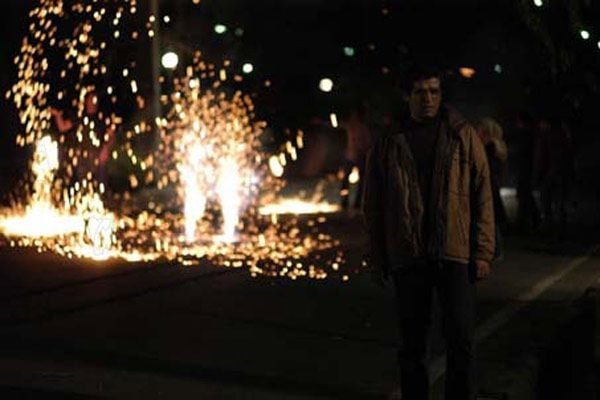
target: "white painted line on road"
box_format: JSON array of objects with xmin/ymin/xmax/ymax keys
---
[{"xmin": 430, "ymin": 244, "xmax": 600, "ymax": 384}]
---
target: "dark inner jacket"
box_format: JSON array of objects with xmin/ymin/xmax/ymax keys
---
[
  {"xmin": 362, "ymin": 106, "xmax": 495, "ymax": 273},
  {"xmin": 404, "ymin": 115, "xmax": 441, "ymax": 248}
]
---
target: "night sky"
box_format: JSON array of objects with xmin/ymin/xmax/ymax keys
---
[{"xmin": 1, "ymin": 0, "xmax": 600, "ymax": 191}]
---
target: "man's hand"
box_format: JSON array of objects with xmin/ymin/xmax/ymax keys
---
[{"xmin": 474, "ymin": 259, "xmax": 491, "ymax": 280}]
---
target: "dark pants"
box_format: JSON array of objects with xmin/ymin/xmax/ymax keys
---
[{"xmin": 392, "ymin": 260, "xmax": 476, "ymax": 400}]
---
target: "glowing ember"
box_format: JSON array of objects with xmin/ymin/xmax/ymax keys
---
[
  {"xmin": 259, "ymin": 199, "xmax": 341, "ymax": 215},
  {"xmin": 0, "ymin": 203, "xmax": 83, "ymax": 238}
]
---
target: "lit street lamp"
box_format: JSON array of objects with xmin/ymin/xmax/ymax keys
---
[{"xmin": 161, "ymin": 51, "xmax": 179, "ymax": 70}]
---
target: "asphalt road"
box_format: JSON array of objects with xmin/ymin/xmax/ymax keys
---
[{"xmin": 0, "ymin": 215, "xmax": 598, "ymax": 399}]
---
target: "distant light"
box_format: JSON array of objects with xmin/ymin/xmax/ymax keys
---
[
  {"xmin": 234, "ymin": 28, "xmax": 244, "ymax": 37},
  {"xmin": 161, "ymin": 51, "xmax": 179, "ymax": 69},
  {"xmin": 330, "ymin": 113, "xmax": 339, "ymax": 128},
  {"xmin": 580, "ymin": 30, "xmax": 590, "ymax": 40},
  {"xmin": 130, "ymin": 80, "xmax": 138, "ymax": 94},
  {"xmin": 533, "ymin": 0, "xmax": 543, "ymax": 7},
  {"xmin": 214, "ymin": 24, "xmax": 227, "ymax": 34},
  {"xmin": 348, "ymin": 166, "xmax": 360, "ymax": 184},
  {"xmin": 500, "ymin": 187, "xmax": 517, "ymax": 198},
  {"xmin": 163, "ymin": 15, "xmax": 171, "ymax": 23},
  {"xmin": 242, "ymin": 63, "xmax": 254, "ymax": 74},
  {"xmin": 494, "ymin": 64, "xmax": 503, "ymax": 74},
  {"xmin": 343, "ymin": 46, "xmax": 355, "ymax": 57},
  {"xmin": 319, "ymin": 78, "xmax": 334, "ymax": 93},
  {"xmin": 598, "ymin": 41, "xmax": 600, "ymax": 49},
  {"xmin": 459, "ymin": 67, "xmax": 476, "ymax": 78}
]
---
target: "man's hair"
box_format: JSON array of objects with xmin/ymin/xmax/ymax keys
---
[{"xmin": 402, "ymin": 63, "xmax": 442, "ymax": 93}]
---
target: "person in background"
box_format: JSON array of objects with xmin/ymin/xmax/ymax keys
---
[
  {"xmin": 536, "ymin": 115, "xmax": 575, "ymax": 237},
  {"xmin": 477, "ymin": 117, "xmax": 508, "ymax": 260},
  {"xmin": 50, "ymin": 90, "xmax": 116, "ymax": 189},
  {"xmin": 513, "ymin": 111, "xmax": 541, "ymax": 232},
  {"xmin": 340, "ymin": 104, "xmax": 372, "ymax": 210}
]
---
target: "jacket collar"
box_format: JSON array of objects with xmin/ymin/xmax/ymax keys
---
[{"xmin": 394, "ymin": 104, "xmax": 467, "ymax": 138}]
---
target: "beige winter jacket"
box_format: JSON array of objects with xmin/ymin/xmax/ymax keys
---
[{"xmin": 362, "ymin": 107, "xmax": 495, "ymax": 272}]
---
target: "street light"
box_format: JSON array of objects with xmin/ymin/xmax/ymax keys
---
[
  {"xmin": 533, "ymin": 0, "xmax": 543, "ymax": 7},
  {"xmin": 459, "ymin": 67, "xmax": 476, "ymax": 78},
  {"xmin": 242, "ymin": 63, "xmax": 254, "ymax": 74},
  {"xmin": 319, "ymin": 78, "xmax": 333, "ymax": 92},
  {"xmin": 161, "ymin": 51, "xmax": 179, "ymax": 70},
  {"xmin": 214, "ymin": 24, "xmax": 227, "ymax": 34},
  {"xmin": 580, "ymin": 30, "xmax": 590, "ymax": 40}
]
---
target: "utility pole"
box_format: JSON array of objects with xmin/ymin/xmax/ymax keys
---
[{"xmin": 150, "ymin": 0, "xmax": 161, "ymax": 129}]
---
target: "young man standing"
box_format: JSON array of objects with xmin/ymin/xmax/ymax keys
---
[{"xmin": 362, "ymin": 65, "xmax": 495, "ymax": 400}]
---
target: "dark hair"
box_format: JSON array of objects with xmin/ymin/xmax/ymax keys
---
[{"xmin": 402, "ymin": 63, "xmax": 442, "ymax": 93}]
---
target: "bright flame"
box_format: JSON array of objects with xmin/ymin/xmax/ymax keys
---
[
  {"xmin": 0, "ymin": 136, "xmax": 117, "ymax": 261},
  {"xmin": 0, "ymin": 136, "xmax": 82, "ymax": 237},
  {"xmin": 216, "ymin": 158, "xmax": 242, "ymax": 242},
  {"xmin": 0, "ymin": 203, "xmax": 83, "ymax": 238},
  {"xmin": 259, "ymin": 198, "xmax": 340, "ymax": 215},
  {"xmin": 177, "ymin": 133, "xmax": 209, "ymax": 243}
]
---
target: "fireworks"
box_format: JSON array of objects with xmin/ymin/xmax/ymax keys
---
[{"xmin": 0, "ymin": 0, "xmax": 349, "ymax": 281}]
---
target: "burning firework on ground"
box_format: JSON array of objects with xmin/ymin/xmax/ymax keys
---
[{"xmin": 0, "ymin": 0, "xmax": 350, "ymax": 280}]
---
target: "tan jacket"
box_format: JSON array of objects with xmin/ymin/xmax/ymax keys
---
[{"xmin": 362, "ymin": 107, "xmax": 495, "ymax": 272}]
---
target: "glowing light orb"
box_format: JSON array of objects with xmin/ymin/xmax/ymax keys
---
[
  {"xmin": 319, "ymin": 78, "xmax": 334, "ymax": 93},
  {"xmin": 162, "ymin": 52, "xmax": 179, "ymax": 69}
]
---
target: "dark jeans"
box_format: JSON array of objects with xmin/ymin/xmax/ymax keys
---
[{"xmin": 392, "ymin": 260, "xmax": 476, "ymax": 400}]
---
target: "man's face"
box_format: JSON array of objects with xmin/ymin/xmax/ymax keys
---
[{"xmin": 409, "ymin": 77, "xmax": 442, "ymax": 122}]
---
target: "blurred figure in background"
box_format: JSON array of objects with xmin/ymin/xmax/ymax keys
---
[
  {"xmin": 537, "ymin": 115, "xmax": 575, "ymax": 237},
  {"xmin": 340, "ymin": 104, "xmax": 372, "ymax": 210},
  {"xmin": 477, "ymin": 117, "xmax": 508, "ymax": 260},
  {"xmin": 50, "ymin": 90, "xmax": 116, "ymax": 188},
  {"xmin": 514, "ymin": 111, "xmax": 541, "ymax": 232}
]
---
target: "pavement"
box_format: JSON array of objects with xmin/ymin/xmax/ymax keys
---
[{"xmin": 0, "ymin": 205, "xmax": 599, "ymax": 398}]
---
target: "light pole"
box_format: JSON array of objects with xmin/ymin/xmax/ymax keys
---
[{"xmin": 150, "ymin": 0, "xmax": 161, "ymax": 128}]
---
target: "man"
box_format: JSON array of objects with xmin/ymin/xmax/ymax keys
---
[{"xmin": 362, "ymin": 65, "xmax": 495, "ymax": 400}]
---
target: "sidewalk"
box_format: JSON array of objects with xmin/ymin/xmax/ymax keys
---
[{"xmin": 0, "ymin": 218, "xmax": 599, "ymax": 399}]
